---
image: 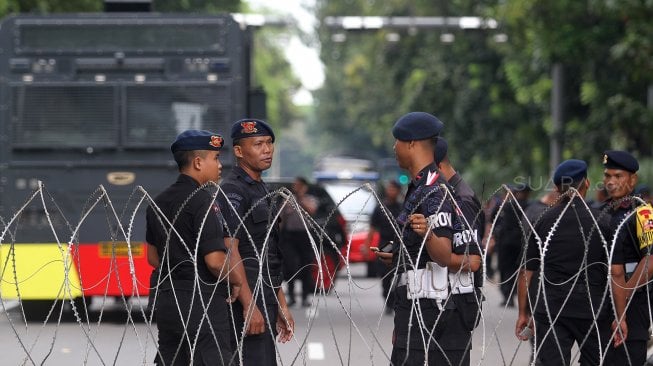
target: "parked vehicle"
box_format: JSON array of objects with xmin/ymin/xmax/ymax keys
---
[
  {"xmin": 0, "ymin": 12, "xmax": 259, "ymax": 320},
  {"xmin": 320, "ymin": 181, "xmax": 380, "ymax": 263},
  {"xmin": 314, "ymin": 163, "xmax": 383, "ymax": 277}
]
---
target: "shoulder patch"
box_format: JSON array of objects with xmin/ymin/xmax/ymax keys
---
[
  {"xmin": 636, "ymin": 204, "xmax": 653, "ymax": 250},
  {"xmin": 226, "ymin": 192, "xmax": 243, "ymax": 201},
  {"xmin": 425, "ymin": 191, "xmax": 445, "ymax": 214},
  {"xmin": 226, "ymin": 192, "xmax": 244, "ymax": 211}
]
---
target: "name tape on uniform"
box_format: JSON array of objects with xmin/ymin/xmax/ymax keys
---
[{"xmin": 429, "ymin": 212, "xmax": 452, "ymax": 228}]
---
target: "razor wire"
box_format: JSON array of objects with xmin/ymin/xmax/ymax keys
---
[{"xmin": 0, "ymin": 181, "xmax": 651, "ymax": 365}]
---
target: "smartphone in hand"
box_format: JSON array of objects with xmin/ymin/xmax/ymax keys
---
[{"xmin": 379, "ymin": 241, "xmax": 394, "ymax": 253}]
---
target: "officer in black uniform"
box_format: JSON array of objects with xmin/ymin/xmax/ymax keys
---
[
  {"xmin": 366, "ymin": 179, "xmax": 403, "ymax": 313},
  {"xmin": 602, "ymin": 150, "xmax": 651, "ymax": 365},
  {"xmin": 516, "ymin": 159, "xmax": 613, "ymax": 365},
  {"xmin": 146, "ymin": 129, "xmax": 241, "ymax": 365},
  {"xmin": 434, "ymin": 137, "xmax": 484, "ymax": 366},
  {"xmin": 217, "ymin": 119, "xmax": 294, "ymax": 366},
  {"xmin": 385, "ymin": 111, "xmax": 455, "ymax": 365},
  {"xmin": 494, "ymin": 182, "xmax": 531, "ymax": 307}
]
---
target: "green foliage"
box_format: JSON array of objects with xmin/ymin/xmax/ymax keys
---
[
  {"xmin": 497, "ymin": 0, "xmax": 652, "ymax": 161},
  {"xmin": 315, "ymin": 0, "xmax": 652, "ymax": 190},
  {"xmin": 251, "ymin": 29, "xmax": 301, "ymax": 130},
  {"xmin": 0, "ymin": 0, "xmax": 100, "ymax": 15}
]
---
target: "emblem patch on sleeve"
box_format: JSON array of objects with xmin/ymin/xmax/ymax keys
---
[
  {"xmin": 636, "ymin": 204, "xmax": 653, "ymax": 250},
  {"xmin": 226, "ymin": 192, "xmax": 243, "ymax": 211}
]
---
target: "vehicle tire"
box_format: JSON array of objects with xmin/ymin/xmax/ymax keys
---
[{"xmin": 20, "ymin": 300, "xmax": 53, "ymax": 322}]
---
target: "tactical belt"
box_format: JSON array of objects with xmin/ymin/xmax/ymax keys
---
[{"xmin": 396, "ymin": 271, "xmax": 474, "ymax": 294}]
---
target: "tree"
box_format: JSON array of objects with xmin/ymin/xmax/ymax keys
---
[
  {"xmin": 315, "ymin": 0, "xmax": 536, "ymax": 191},
  {"xmin": 314, "ymin": 0, "xmax": 652, "ymax": 192},
  {"xmin": 0, "ymin": 0, "xmax": 100, "ymax": 14},
  {"xmin": 496, "ymin": 0, "xmax": 652, "ymax": 163},
  {"xmin": 250, "ymin": 27, "xmax": 302, "ymax": 130}
]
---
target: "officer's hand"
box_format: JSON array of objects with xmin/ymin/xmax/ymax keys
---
[
  {"xmin": 515, "ymin": 314, "xmax": 533, "ymax": 341},
  {"xmin": 612, "ymin": 319, "xmax": 628, "ymax": 347},
  {"xmin": 227, "ymin": 281, "xmax": 242, "ymax": 303},
  {"xmin": 373, "ymin": 249, "xmax": 394, "ymax": 267},
  {"xmin": 244, "ymin": 304, "xmax": 265, "ymax": 335},
  {"xmin": 409, "ymin": 214, "xmax": 429, "ymax": 237},
  {"xmin": 276, "ymin": 305, "xmax": 294, "ymax": 343}
]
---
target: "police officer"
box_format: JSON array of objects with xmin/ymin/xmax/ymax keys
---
[
  {"xmin": 280, "ymin": 176, "xmax": 319, "ymax": 308},
  {"xmin": 366, "ymin": 179, "xmax": 403, "ymax": 314},
  {"xmin": 384, "ymin": 111, "xmax": 454, "ymax": 365},
  {"xmin": 494, "ymin": 182, "xmax": 531, "ymax": 307},
  {"xmin": 434, "ymin": 137, "xmax": 484, "ymax": 366},
  {"xmin": 217, "ymin": 119, "xmax": 294, "ymax": 366},
  {"xmin": 602, "ymin": 150, "xmax": 652, "ymax": 365},
  {"xmin": 516, "ymin": 159, "xmax": 614, "ymax": 365},
  {"xmin": 146, "ymin": 130, "xmax": 241, "ymax": 365}
]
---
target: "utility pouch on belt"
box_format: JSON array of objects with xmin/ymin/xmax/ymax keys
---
[
  {"xmin": 406, "ymin": 262, "xmax": 449, "ymax": 309},
  {"xmin": 449, "ymin": 271, "xmax": 474, "ymax": 294}
]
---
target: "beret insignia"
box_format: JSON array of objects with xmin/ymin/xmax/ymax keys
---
[
  {"xmin": 210, "ymin": 135, "xmax": 223, "ymax": 148},
  {"xmin": 241, "ymin": 121, "xmax": 258, "ymax": 134}
]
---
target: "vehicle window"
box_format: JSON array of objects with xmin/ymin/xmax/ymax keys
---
[{"xmin": 323, "ymin": 183, "xmax": 377, "ymax": 221}]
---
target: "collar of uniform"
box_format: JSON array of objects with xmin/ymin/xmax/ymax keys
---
[
  {"xmin": 559, "ymin": 195, "xmax": 586, "ymax": 206},
  {"xmin": 412, "ymin": 162, "xmax": 440, "ymax": 186},
  {"xmin": 233, "ymin": 165, "xmax": 258, "ymax": 185},
  {"xmin": 448, "ymin": 172, "xmax": 462, "ymax": 190},
  {"xmin": 619, "ymin": 195, "xmax": 636, "ymax": 209},
  {"xmin": 603, "ymin": 195, "xmax": 635, "ymax": 211},
  {"xmin": 178, "ymin": 173, "xmax": 201, "ymax": 187}
]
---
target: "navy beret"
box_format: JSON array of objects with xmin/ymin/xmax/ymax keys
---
[
  {"xmin": 392, "ymin": 112, "xmax": 444, "ymax": 141},
  {"xmin": 603, "ymin": 150, "xmax": 638, "ymax": 173},
  {"xmin": 231, "ymin": 118, "xmax": 275, "ymax": 144},
  {"xmin": 170, "ymin": 129, "xmax": 223, "ymax": 154},
  {"xmin": 434, "ymin": 137, "xmax": 448, "ymax": 165},
  {"xmin": 553, "ymin": 159, "xmax": 587, "ymax": 185}
]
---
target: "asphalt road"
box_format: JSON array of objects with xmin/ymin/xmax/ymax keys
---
[
  {"xmin": 0, "ymin": 264, "xmax": 533, "ymax": 365},
  {"xmin": 276, "ymin": 264, "xmax": 531, "ymax": 366}
]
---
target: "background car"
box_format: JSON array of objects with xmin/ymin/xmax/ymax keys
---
[
  {"xmin": 320, "ymin": 180, "xmax": 379, "ymax": 262},
  {"xmin": 314, "ymin": 164, "xmax": 382, "ymax": 277}
]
